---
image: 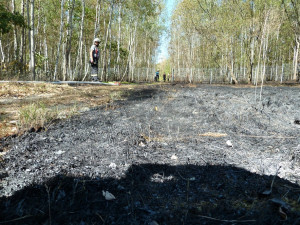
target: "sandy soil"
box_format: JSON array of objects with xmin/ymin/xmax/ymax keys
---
[{"xmin": 1, "ymin": 84, "xmax": 300, "ymax": 224}]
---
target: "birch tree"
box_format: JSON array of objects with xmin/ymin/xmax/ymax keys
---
[
  {"xmin": 11, "ymin": 0, "xmax": 18, "ymax": 63},
  {"xmin": 75, "ymin": 0, "xmax": 85, "ymax": 80},
  {"xmin": 282, "ymin": 0, "xmax": 300, "ymax": 81},
  {"xmin": 0, "ymin": 0, "xmax": 162, "ymax": 81},
  {"xmin": 29, "ymin": 0, "xmax": 35, "ymax": 80},
  {"xmin": 64, "ymin": 0, "xmax": 75, "ymax": 80},
  {"xmin": 53, "ymin": 0, "xmax": 65, "ymax": 80}
]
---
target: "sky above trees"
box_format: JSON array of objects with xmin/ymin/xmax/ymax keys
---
[{"xmin": 156, "ymin": 0, "xmax": 177, "ymax": 63}]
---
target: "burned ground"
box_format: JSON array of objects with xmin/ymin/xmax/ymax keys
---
[{"xmin": 0, "ymin": 84, "xmax": 300, "ymax": 224}]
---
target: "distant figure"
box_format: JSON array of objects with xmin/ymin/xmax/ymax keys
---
[
  {"xmin": 155, "ymin": 70, "xmax": 159, "ymax": 82},
  {"xmin": 167, "ymin": 73, "xmax": 170, "ymax": 81},
  {"xmin": 90, "ymin": 38, "xmax": 100, "ymax": 81},
  {"xmin": 163, "ymin": 72, "xmax": 166, "ymax": 82}
]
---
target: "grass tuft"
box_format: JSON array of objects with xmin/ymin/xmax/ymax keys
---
[
  {"xmin": 17, "ymin": 102, "xmax": 79, "ymax": 133},
  {"xmin": 18, "ymin": 102, "xmax": 58, "ymax": 132}
]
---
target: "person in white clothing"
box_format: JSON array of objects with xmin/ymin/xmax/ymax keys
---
[{"xmin": 90, "ymin": 38, "xmax": 100, "ymax": 81}]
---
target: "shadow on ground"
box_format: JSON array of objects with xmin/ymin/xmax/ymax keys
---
[
  {"xmin": 1, "ymin": 164, "xmax": 300, "ymax": 225},
  {"xmin": 122, "ymin": 87, "xmax": 162, "ymax": 102}
]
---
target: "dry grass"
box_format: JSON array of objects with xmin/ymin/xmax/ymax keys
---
[
  {"xmin": 0, "ymin": 82, "xmax": 156, "ymax": 138},
  {"xmin": 17, "ymin": 102, "xmax": 79, "ymax": 133},
  {"xmin": 17, "ymin": 102, "xmax": 58, "ymax": 132},
  {"xmin": 198, "ymin": 132, "xmax": 228, "ymax": 137}
]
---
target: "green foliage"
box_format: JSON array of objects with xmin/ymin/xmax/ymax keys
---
[
  {"xmin": 169, "ymin": 0, "xmax": 298, "ymax": 74},
  {"xmin": 0, "ymin": 0, "xmax": 164, "ymax": 81},
  {"xmin": 157, "ymin": 58, "xmax": 171, "ymax": 75},
  {"xmin": 0, "ymin": 4, "xmax": 25, "ymax": 34}
]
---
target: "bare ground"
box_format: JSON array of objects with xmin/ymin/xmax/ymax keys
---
[{"xmin": 1, "ymin": 83, "xmax": 300, "ymax": 224}]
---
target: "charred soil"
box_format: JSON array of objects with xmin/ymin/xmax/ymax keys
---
[{"xmin": 1, "ymin": 84, "xmax": 300, "ymax": 224}]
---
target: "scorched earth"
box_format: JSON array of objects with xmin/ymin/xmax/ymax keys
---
[{"xmin": 1, "ymin": 84, "xmax": 300, "ymax": 224}]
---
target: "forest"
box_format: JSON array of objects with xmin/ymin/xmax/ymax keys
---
[
  {"xmin": 0, "ymin": 0, "xmax": 300, "ymax": 83},
  {"xmin": 0, "ymin": 0, "xmax": 300, "ymax": 84},
  {"xmin": 0, "ymin": 0, "xmax": 163, "ymax": 82},
  {"xmin": 167, "ymin": 0, "xmax": 300, "ymax": 84}
]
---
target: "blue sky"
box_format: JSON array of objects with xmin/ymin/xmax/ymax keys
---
[{"xmin": 156, "ymin": 0, "xmax": 177, "ymax": 63}]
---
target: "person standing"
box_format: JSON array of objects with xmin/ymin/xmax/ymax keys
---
[
  {"xmin": 163, "ymin": 72, "xmax": 166, "ymax": 82},
  {"xmin": 90, "ymin": 38, "xmax": 100, "ymax": 81},
  {"xmin": 155, "ymin": 70, "xmax": 159, "ymax": 82}
]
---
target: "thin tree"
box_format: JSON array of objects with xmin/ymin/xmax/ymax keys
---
[
  {"xmin": 107, "ymin": 0, "xmax": 114, "ymax": 80},
  {"xmin": 53, "ymin": 0, "xmax": 65, "ymax": 81},
  {"xmin": 75, "ymin": 0, "xmax": 85, "ymax": 80},
  {"xmin": 11, "ymin": 0, "xmax": 18, "ymax": 63},
  {"xmin": 29, "ymin": 0, "xmax": 35, "ymax": 80},
  {"xmin": 64, "ymin": 0, "xmax": 75, "ymax": 80}
]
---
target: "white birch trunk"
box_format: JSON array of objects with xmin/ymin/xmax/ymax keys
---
[
  {"xmin": 260, "ymin": 26, "xmax": 270, "ymax": 101},
  {"xmin": 64, "ymin": 0, "xmax": 75, "ymax": 80},
  {"xmin": 115, "ymin": 1, "xmax": 122, "ymax": 78},
  {"xmin": 20, "ymin": 0, "xmax": 25, "ymax": 72},
  {"xmin": 54, "ymin": 0, "xmax": 65, "ymax": 80},
  {"xmin": 12, "ymin": 0, "xmax": 18, "ymax": 62},
  {"xmin": 101, "ymin": 9, "xmax": 112, "ymax": 81},
  {"xmin": 75, "ymin": 0, "xmax": 85, "ymax": 80},
  {"xmin": 35, "ymin": 0, "xmax": 40, "ymax": 47},
  {"xmin": 29, "ymin": 0, "xmax": 35, "ymax": 80},
  {"xmin": 43, "ymin": 17, "xmax": 48, "ymax": 76},
  {"xmin": 130, "ymin": 22, "xmax": 138, "ymax": 81},
  {"xmin": 293, "ymin": 36, "xmax": 300, "ymax": 80},
  {"xmin": 107, "ymin": 0, "xmax": 114, "ymax": 80},
  {"xmin": 177, "ymin": 31, "xmax": 180, "ymax": 79},
  {"xmin": 0, "ymin": 40, "xmax": 4, "ymax": 63},
  {"xmin": 146, "ymin": 42, "xmax": 151, "ymax": 81},
  {"xmin": 62, "ymin": 42, "xmax": 66, "ymax": 80}
]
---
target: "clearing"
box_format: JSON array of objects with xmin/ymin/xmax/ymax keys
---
[{"xmin": 1, "ymin": 83, "xmax": 300, "ymax": 224}]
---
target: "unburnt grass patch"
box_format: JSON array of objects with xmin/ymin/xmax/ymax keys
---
[{"xmin": 0, "ymin": 82, "xmax": 162, "ymax": 138}]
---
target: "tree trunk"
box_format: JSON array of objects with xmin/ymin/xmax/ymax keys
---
[
  {"xmin": 0, "ymin": 40, "xmax": 4, "ymax": 63},
  {"xmin": 20, "ymin": 0, "xmax": 25, "ymax": 74},
  {"xmin": 115, "ymin": 0, "xmax": 122, "ymax": 79},
  {"xmin": 130, "ymin": 22, "xmax": 138, "ymax": 82},
  {"xmin": 64, "ymin": 0, "xmax": 75, "ymax": 81},
  {"xmin": 121, "ymin": 25, "xmax": 132, "ymax": 81},
  {"xmin": 107, "ymin": 0, "xmax": 114, "ymax": 80},
  {"xmin": 177, "ymin": 31, "xmax": 180, "ymax": 80},
  {"xmin": 11, "ymin": 0, "xmax": 18, "ymax": 63},
  {"xmin": 54, "ymin": 0, "xmax": 65, "ymax": 80},
  {"xmin": 146, "ymin": 41, "xmax": 151, "ymax": 81},
  {"xmin": 94, "ymin": 0, "xmax": 102, "ymax": 38},
  {"xmin": 101, "ymin": 9, "xmax": 112, "ymax": 81},
  {"xmin": 75, "ymin": 0, "xmax": 85, "ymax": 80},
  {"xmin": 293, "ymin": 35, "xmax": 300, "ymax": 80},
  {"xmin": 29, "ymin": 0, "xmax": 35, "ymax": 80},
  {"xmin": 43, "ymin": 17, "xmax": 49, "ymax": 78}
]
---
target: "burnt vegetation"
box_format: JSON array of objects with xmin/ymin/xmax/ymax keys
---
[{"xmin": 1, "ymin": 84, "xmax": 300, "ymax": 224}]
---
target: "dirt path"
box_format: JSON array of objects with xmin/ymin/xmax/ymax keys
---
[{"xmin": 1, "ymin": 84, "xmax": 300, "ymax": 224}]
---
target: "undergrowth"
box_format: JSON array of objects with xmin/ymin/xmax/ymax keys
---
[{"xmin": 17, "ymin": 102, "xmax": 78, "ymax": 133}]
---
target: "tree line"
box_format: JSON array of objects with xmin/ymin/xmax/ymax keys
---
[
  {"xmin": 0, "ymin": 0, "xmax": 163, "ymax": 81},
  {"xmin": 168, "ymin": 0, "xmax": 300, "ymax": 84}
]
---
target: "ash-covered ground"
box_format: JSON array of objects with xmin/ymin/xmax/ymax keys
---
[{"xmin": 1, "ymin": 84, "xmax": 300, "ymax": 224}]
